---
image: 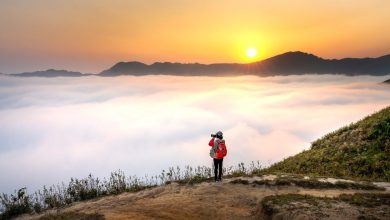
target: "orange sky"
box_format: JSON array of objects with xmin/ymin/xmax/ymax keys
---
[{"xmin": 0, "ymin": 0, "xmax": 389, "ymax": 73}]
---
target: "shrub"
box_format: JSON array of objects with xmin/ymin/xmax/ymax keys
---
[{"xmin": 0, "ymin": 188, "xmax": 33, "ymax": 219}]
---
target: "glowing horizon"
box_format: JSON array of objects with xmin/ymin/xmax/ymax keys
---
[{"xmin": 0, "ymin": 0, "xmax": 389, "ymax": 73}]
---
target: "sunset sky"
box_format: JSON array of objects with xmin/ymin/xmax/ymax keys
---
[{"xmin": 0, "ymin": 0, "xmax": 389, "ymax": 73}]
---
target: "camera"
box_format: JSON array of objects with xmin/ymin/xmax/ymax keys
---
[{"xmin": 211, "ymin": 131, "xmax": 223, "ymax": 139}]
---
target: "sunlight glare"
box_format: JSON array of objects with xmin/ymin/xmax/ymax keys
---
[{"xmin": 246, "ymin": 48, "xmax": 257, "ymax": 58}]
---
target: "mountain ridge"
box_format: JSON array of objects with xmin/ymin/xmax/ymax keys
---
[
  {"xmin": 101, "ymin": 51, "xmax": 390, "ymax": 76},
  {"xmin": 9, "ymin": 69, "xmax": 91, "ymax": 77},
  {"xmin": 4, "ymin": 51, "xmax": 390, "ymax": 77}
]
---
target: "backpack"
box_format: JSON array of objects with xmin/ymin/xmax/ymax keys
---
[
  {"xmin": 216, "ymin": 140, "xmax": 227, "ymax": 158},
  {"xmin": 209, "ymin": 147, "xmax": 216, "ymax": 158},
  {"xmin": 209, "ymin": 138, "xmax": 216, "ymax": 158},
  {"xmin": 209, "ymin": 138, "xmax": 227, "ymax": 159}
]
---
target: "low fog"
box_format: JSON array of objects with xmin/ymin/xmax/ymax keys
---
[{"xmin": 0, "ymin": 74, "xmax": 389, "ymax": 193}]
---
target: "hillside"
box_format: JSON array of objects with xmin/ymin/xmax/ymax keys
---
[
  {"xmin": 267, "ymin": 106, "xmax": 390, "ymax": 181},
  {"xmin": 384, "ymin": 79, "xmax": 390, "ymax": 83},
  {"xmin": 16, "ymin": 176, "xmax": 390, "ymax": 220}
]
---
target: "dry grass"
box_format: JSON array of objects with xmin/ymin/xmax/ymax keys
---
[{"xmin": 39, "ymin": 211, "xmax": 104, "ymax": 220}]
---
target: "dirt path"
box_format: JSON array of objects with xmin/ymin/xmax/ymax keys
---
[{"xmin": 19, "ymin": 177, "xmax": 389, "ymax": 220}]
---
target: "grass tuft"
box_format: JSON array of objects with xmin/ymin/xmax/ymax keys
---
[
  {"xmin": 261, "ymin": 193, "xmax": 390, "ymax": 217},
  {"xmin": 229, "ymin": 179, "xmax": 250, "ymax": 185}
]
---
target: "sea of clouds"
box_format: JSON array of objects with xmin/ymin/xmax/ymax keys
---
[{"xmin": 0, "ymin": 74, "xmax": 389, "ymax": 193}]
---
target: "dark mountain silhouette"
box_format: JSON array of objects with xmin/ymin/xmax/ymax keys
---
[
  {"xmin": 100, "ymin": 51, "xmax": 390, "ymax": 76},
  {"xmin": 10, "ymin": 69, "xmax": 90, "ymax": 77},
  {"xmin": 99, "ymin": 61, "xmax": 239, "ymax": 76},
  {"xmin": 4, "ymin": 51, "xmax": 390, "ymax": 77},
  {"xmin": 384, "ymin": 79, "xmax": 390, "ymax": 83}
]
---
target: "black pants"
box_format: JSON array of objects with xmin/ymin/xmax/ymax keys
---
[{"xmin": 213, "ymin": 158, "xmax": 223, "ymax": 181}]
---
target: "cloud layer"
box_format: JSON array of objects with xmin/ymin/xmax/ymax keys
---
[{"xmin": 0, "ymin": 74, "xmax": 389, "ymax": 193}]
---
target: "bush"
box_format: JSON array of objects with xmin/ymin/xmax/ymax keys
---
[{"xmin": 0, "ymin": 188, "xmax": 33, "ymax": 219}]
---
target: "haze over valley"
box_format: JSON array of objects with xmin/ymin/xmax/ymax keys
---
[{"xmin": 0, "ymin": 74, "xmax": 389, "ymax": 194}]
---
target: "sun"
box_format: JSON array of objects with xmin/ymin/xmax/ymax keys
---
[{"xmin": 246, "ymin": 48, "xmax": 257, "ymax": 58}]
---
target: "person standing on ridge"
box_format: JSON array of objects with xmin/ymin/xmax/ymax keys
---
[{"xmin": 208, "ymin": 131, "xmax": 227, "ymax": 182}]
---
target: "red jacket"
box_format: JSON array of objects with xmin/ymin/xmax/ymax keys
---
[{"xmin": 209, "ymin": 137, "xmax": 227, "ymax": 159}]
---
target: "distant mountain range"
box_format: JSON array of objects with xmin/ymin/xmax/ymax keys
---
[
  {"xmin": 100, "ymin": 51, "xmax": 390, "ymax": 77},
  {"xmin": 10, "ymin": 69, "xmax": 92, "ymax": 77},
  {"xmin": 5, "ymin": 51, "xmax": 390, "ymax": 77}
]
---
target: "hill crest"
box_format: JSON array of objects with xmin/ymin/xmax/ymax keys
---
[{"xmin": 267, "ymin": 106, "xmax": 390, "ymax": 181}]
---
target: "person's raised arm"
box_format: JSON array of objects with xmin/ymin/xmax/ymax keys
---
[{"xmin": 208, "ymin": 137, "xmax": 215, "ymax": 147}]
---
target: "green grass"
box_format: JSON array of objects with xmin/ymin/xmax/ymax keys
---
[
  {"xmin": 267, "ymin": 106, "xmax": 390, "ymax": 182},
  {"xmin": 338, "ymin": 193, "xmax": 390, "ymax": 207},
  {"xmin": 261, "ymin": 193, "xmax": 390, "ymax": 217},
  {"xmin": 230, "ymin": 177, "xmax": 385, "ymax": 190},
  {"xmin": 261, "ymin": 194, "xmax": 325, "ymax": 216}
]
